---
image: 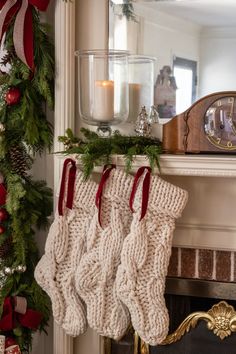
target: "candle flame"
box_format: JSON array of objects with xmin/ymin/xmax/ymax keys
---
[{"xmin": 95, "ymin": 80, "xmax": 114, "ymax": 87}]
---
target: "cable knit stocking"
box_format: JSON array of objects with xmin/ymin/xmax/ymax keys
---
[
  {"xmin": 116, "ymin": 167, "xmax": 188, "ymax": 345},
  {"xmin": 35, "ymin": 159, "xmax": 97, "ymax": 336},
  {"xmin": 75, "ymin": 167, "xmax": 133, "ymax": 339}
]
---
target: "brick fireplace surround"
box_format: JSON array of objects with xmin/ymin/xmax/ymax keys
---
[{"xmin": 168, "ymin": 247, "xmax": 235, "ymax": 282}]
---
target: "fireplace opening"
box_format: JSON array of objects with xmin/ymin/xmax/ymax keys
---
[{"xmin": 104, "ymin": 277, "xmax": 236, "ymax": 354}]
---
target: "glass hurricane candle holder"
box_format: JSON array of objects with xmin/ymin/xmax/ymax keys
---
[
  {"xmin": 128, "ymin": 55, "xmax": 156, "ymax": 123},
  {"xmin": 75, "ymin": 49, "xmax": 129, "ymax": 134}
]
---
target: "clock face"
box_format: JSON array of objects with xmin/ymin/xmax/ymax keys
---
[{"xmin": 204, "ymin": 96, "xmax": 236, "ymax": 150}]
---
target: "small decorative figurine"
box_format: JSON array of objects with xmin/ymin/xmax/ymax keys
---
[
  {"xmin": 147, "ymin": 105, "xmax": 159, "ymax": 125},
  {"xmin": 135, "ymin": 106, "xmax": 151, "ymax": 137}
]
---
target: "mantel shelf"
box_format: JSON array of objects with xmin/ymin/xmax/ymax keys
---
[
  {"xmin": 59, "ymin": 154, "xmax": 236, "ymax": 178},
  {"xmin": 159, "ymin": 154, "xmax": 236, "ymax": 178}
]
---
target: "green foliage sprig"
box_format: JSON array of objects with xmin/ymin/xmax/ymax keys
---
[
  {"xmin": 58, "ymin": 128, "xmax": 162, "ymax": 179},
  {"xmin": 0, "ymin": 5, "xmax": 54, "ymax": 353}
]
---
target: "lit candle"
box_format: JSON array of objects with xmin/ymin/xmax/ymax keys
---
[
  {"xmin": 128, "ymin": 83, "xmax": 141, "ymax": 122},
  {"xmin": 94, "ymin": 80, "xmax": 114, "ymax": 121}
]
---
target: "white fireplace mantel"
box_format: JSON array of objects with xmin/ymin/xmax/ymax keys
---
[
  {"xmin": 53, "ymin": 0, "xmax": 236, "ymax": 352},
  {"xmin": 159, "ymin": 154, "xmax": 236, "ymax": 177},
  {"xmin": 68, "ymin": 154, "xmax": 236, "ymax": 178}
]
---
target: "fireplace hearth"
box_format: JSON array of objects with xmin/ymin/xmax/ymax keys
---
[{"xmin": 103, "ymin": 276, "xmax": 236, "ymax": 354}]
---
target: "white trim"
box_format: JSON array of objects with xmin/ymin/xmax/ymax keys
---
[
  {"xmin": 173, "ymin": 222, "xmax": 236, "ymax": 251},
  {"xmin": 54, "ymin": 0, "xmax": 75, "ymax": 353},
  {"xmin": 54, "ymin": 0, "xmax": 75, "ymax": 190},
  {"xmin": 159, "ymin": 154, "xmax": 236, "ymax": 177},
  {"xmin": 60, "ymin": 153, "xmax": 236, "ymax": 178}
]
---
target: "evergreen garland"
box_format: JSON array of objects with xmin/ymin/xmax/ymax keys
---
[
  {"xmin": 0, "ymin": 4, "xmax": 54, "ymax": 353},
  {"xmin": 59, "ymin": 128, "xmax": 162, "ymax": 179}
]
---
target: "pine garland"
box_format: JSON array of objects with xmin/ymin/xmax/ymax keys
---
[
  {"xmin": 58, "ymin": 128, "xmax": 162, "ymax": 179},
  {"xmin": 0, "ymin": 4, "xmax": 54, "ymax": 353}
]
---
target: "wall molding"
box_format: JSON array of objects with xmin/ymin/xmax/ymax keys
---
[
  {"xmin": 174, "ymin": 222, "xmax": 236, "ymax": 251},
  {"xmin": 54, "ymin": 0, "xmax": 75, "ymax": 353},
  {"xmin": 201, "ymin": 26, "xmax": 236, "ymax": 38}
]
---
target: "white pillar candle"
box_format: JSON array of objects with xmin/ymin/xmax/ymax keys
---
[
  {"xmin": 128, "ymin": 83, "xmax": 141, "ymax": 122},
  {"xmin": 93, "ymin": 80, "xmax": 114, "ymax": 121}
]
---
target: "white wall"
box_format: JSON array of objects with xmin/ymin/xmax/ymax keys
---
[
  {"xmin": 199, "ymin": 27, "xmax": 236, "ymax": 97},
  {"xmin": 132, "ymin": 3, "xmax": 201, "ymax": 79}
]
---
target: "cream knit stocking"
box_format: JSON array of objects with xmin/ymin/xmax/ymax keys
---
[
  {"xmin": 75, "ymin": 167, "xmax": 133, "ymax": 340},
  {"xmin": 35, "ymin": 159, "xmax": 97, "ymax": 336},
  {"xmin": 116, "ymin": 168, "xmax": 188, "ymax": 345}
]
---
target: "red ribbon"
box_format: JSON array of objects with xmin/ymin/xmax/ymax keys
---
[
  {"xmin": 0, "ymin": 297, "xmax": 43, "ymax": 331},
  {"xmin": 95, "ymin": 164, "xmax": 116, "ymax": 228},
  {"xmin": 58, "ymin": 158, "xmax": 77, "ymax": 216},
  {"xmin": 0, "ymin": 183, "xmax": 7, "ymax": 205},
  {"xmin": 0, "ymin": 0, "xmax": 50, "ymax": 70},
  {"xmin": 129, "ymin": 166, "xmax": 151, "ymax": 221}
]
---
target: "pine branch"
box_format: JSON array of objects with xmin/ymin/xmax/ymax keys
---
[
  {"xmin": 59, "ymin": 128, "xmax": 162, "ymax": 178},
  {"xmin": 124, "ymin": 146, "xmax": 137, "ymax": 173},
  {"xmin": 0, "ymin": 6, "xmax": 54, "ymax": 351}
]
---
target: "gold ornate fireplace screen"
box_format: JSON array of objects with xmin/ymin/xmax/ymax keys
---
[{"xmin": 102, "ymin": 301, "xmax": 236, "ymax": 354}]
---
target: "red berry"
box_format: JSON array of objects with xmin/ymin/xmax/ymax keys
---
[
  {"xmin": 0, "ymin": 225, "xmax": 5, "ymax": 234},
  {"xmin": 5, "ymin": 87, "xmax": 21, "ymax": 106},
  {"xmin": 0, "ymin": 208, "xmax": 8, "ymax": 222}
]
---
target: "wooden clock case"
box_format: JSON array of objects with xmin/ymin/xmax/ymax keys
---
[{"xmin": 162, "ymin": 91, "xmax": 236, "ymax": 154}]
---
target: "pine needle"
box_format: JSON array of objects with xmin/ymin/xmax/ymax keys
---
[{"xmin": 59, "ymin": 128, "xmax": 163, "ymax": 177}]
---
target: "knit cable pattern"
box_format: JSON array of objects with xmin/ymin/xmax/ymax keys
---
[
  {"xmin": 35, "ymin": 168, "xmax": 97, "ymax": 336},
  {"xmin": 116, "ymin": 174, "xmax": 188, "ymax": 345},
  {"xmin": 75, "ymin": 168, "xmax": 133, "ymax": 340}
]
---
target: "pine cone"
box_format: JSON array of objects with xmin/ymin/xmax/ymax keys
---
[
  {"xmin": 9, "ymin": 145, "xmax": 32, "ymax": 177},
  {"xmin": 0, "ymin": 236, "xmax": 12, "ymax": 258}
]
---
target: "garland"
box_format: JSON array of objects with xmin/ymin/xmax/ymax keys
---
[
  {"xmin": 0, "ymin": 1, "xmax": 54, "ymax": 353},
  {"xmin": 59, "ymin": 128, "xmax": 162, "ymax": 178}
]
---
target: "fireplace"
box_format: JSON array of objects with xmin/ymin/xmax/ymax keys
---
[{"xmin": 102, "ymin": 246, "xmax": 236, "ymax": 354}]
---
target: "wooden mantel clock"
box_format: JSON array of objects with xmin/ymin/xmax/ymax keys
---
[{"xmin": 162, "ymin": 91, "xmax": 236, "ymax": 153}]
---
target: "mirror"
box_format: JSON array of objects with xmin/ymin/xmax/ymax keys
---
[{"xmin": 109, "ymin": 0, "xmax": 236, "ymax": 123}]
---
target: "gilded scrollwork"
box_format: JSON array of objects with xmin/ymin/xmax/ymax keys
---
[
  {"xmin": 140, "ymin": 338, "xmax": 149, "ymax": 354},
  {"xmin": 161, "ymin": 301, "xmax": 236, "ymax": 345},
  {"xmin": 134, "ymin": 331, "xmax": 139, "ymax": 354},
  {"xmin": 103, "ymin": 301, "xmax": 236, "ymax": 354}
]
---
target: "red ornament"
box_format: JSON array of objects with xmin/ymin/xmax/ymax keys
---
[
  {"xmin": 0, "ymin": 208, "xmax": 8, "ymax": 222},
  {"xmin": 5, "ymin": 337, "xmax": 17, "ymax": 348},
  {"xmin": 0, "ymin": 225, "xmax": 5, "ymax": 234},
  {"xmin": 5, "ymin": 87, "xmax": 21, "ymax": 106}
]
